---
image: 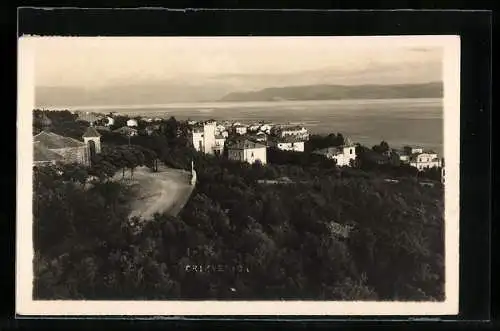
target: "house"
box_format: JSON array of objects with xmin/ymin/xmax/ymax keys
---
[
  {"xmin": 409, "ymin": 151, "xmax": 441, "ymax": 171},
  {"xmin": 271, "ymin": 125, "xmax": 309, "ymax": 141},
  {"xmin": 214, "ymin": 135, "xmax": 226, "ymax": 156},
  {"xmin": 113, "ymin": 126, "xmax": 138, "ymax": 136},
  {"xmin": 259, "ymin": 123, "xmax": 273, "ymax": 133},
  {"xmin": 127, "ymin": 119, "xmax": 138, "ymax": 127},
  {"xmin": 189, "ymin": 120, "xmax": 217, "ymax": 155},
  {"xmin": 104, "ymin": 116, "xmax": 115, "ymax": 127},
  {"xmin": 33, "ymin": 127, "xmax": 101, "ymax": 166},
  {"xmin": 234, "ymin": 125, "xmax": 248, "ymax": 135},
  {"xmin": 313, "ymin": 144, "xmax": 357, "ymax": 167},
  {"xmin": 227, "ymin": 139, "xmax": 267, "ymax": 165},
  {"xmin": 248, "ymin": 123, "xmax": 262, "ymax": 132},
  {"xmin": 269, "ymin": 136, "xmax": 305, "ymax": 152}
]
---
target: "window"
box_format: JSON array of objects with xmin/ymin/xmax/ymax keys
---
[
  {"xmin": 251, "ymin": 152, "xmax": 254, "ymax": 157},
  {"xmin": 350, "ymin": 148, "xmax": 353, "ymax": 155}
]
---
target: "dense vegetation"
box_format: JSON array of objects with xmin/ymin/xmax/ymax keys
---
[{"xmin": 33, "ymin": 110, "xmax": 444, "ymax": 301}]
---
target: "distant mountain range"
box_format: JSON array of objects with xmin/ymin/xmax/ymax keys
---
[{"xmin": 219, "ymin": 82, "xmax": 443, "ymax": 102}]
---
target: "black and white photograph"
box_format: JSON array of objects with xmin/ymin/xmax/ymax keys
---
[{"xmin": 17, "ymin": 35, "xmax": 460, "ymax": 316}]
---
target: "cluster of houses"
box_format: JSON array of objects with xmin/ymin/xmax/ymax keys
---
[
  {"xmin": 186, "ymin": 119, "xmax": 443, "ymax": 177},
  {"xmin": 73, "ymin": 111, "xmax": 164, "ymax": 137},
  {"xmin": 39, "ymin": 112, "xmax": 443, "ymax": 178},
  {"xmin": 187, "ymin": 119, "xmax": 358, "ymax": 167}
]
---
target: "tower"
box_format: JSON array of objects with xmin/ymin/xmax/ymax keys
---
[
  {"xmin": 82, "ymin": 125, "xmax": 102, "ymax": 166},
  {"xmin": 203, "ymin": 120, "xmax": 217, "ymax": 155}
]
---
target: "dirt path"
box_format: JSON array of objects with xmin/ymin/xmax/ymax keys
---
[{"xmin": 115, "ymin": 166, "xmax": 195, "ymax": 220}]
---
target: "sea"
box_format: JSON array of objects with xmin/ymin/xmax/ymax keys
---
[{"xmin": 54, "ymin": 98, "xmax": 444, "ymax": 155}]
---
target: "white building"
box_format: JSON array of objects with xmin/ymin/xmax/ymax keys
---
[
  {"xmin": 410, "ymin": 152, "xmax": 441, "ymax": 171},
  {"xmin": 269, "ymin": 136, "xmax": 305, "ymax": 152},
  {"xmin": 127, "ymin": 119, "xmax": 138, "ymax": 127},
  {"xmin": 214, "ymin": 135, "xmax": 226, "ymax": 156},
  {"xmin": 248, "ymin": 123, "xmax": 261, "ymax": 132},
  {"xmin": 227, "ymin": 139, "xmax": 267, "ymax": 165},
  {"xmin": 313, "ymin": 144, "xmax": 357, "ymax": 167},
  {"xmin": 272, "ymin": 125, "xmax": 309, "ymax": 141},
  {"xmin": 259, "ymin": 123, "xmax": 273, "ymax": 133},
  {"xmin": 190, "ymin": 120, "xmax": 217, "ymax": 155},
  {"xmin": 399, "ymin": 154, "xmax": 410, "ymax": 163},
  {"xmin": 104, "ymin": 116, "xmax": 115, "ymax": 127},
  {"xmin": 234, "ymin": 125, "xmax": 248, "ymax": 135}
]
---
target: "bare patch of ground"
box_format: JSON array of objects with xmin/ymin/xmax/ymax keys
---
[{"xmin": 115, "ymin": 165, "xmax": 194, "ymax": 220}]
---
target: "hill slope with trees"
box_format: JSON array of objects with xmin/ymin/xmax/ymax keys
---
[{"xmin": 32, "ymin": 111, "xmax": 444, "ymax": 301}]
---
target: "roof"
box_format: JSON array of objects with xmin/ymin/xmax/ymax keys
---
[
  {"xmin": 34, "ymin": 131, "xmax": 85, "ymax": 149},
  {"xmin": 76, "ymin": 112, "xmax": 101, "ymax": 122},
  {"xmin": 271, "ymin": 135, "xmax": 305, "ymax": 143},
  {"xmin": 82, "ymin": 126, "xmax": 101, "ymax": 138},
  {"xmin": 227, "ymin": 139, "xmax": 266, "ymax": 150},
  {"xmin": 33, "ymin": 142, "xmax": 64, "ymax": 162},
  {"xmin": 277, "ymin": 125, "xmax": 305, "ymax": 131}
]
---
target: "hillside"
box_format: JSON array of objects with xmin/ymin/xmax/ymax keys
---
[{"xmin": 219, "ymin": 82, "xmax": 443, "ymax": 102}]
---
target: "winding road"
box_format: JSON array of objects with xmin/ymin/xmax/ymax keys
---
[{"xmin": 115, "ymin": 165, "xmax": 195, "ymax": 220}]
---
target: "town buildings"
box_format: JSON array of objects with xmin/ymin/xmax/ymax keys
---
[
  {"xmin": 227, "ymin": 139, "xmax": 267, "ymax": 165},
  {"xmin": 33, "ymin": 126, "xmax": 101, "ymax": 166},
  {"xmin": 271, "ymin": 125, "xmax": 309, "ymax": 141}
]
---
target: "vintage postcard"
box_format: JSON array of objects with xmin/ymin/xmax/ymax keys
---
[{"xmin": 17, "ymin": 35, "xmax": 460, "ymax": 316}]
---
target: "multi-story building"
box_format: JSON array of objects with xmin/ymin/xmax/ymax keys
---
[
  {"xmin": 190, "ymin": 120, "xmax": 217, "ymax": 155},
  {"xmin": 227, "ymin": 139, "xmax": 267, "ymax": 165},
  {"xmin": 234, "ymin": 125, "xmax": 248, "ymax": 135},
  {"xmin": 409, "ymin": 151, "xmax": 441, "ymax": 171},
  {"xmin": 214, "ymin": 135, "xmax": 226, "ymax": 156},
  {"xmin": 271, "ymin": 125, "xmax": 309, "ymax": 141}
]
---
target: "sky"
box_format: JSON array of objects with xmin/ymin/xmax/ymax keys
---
[{"xmin": 31, "ymin": 36, "xmax": 444, "ymax": 89}]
